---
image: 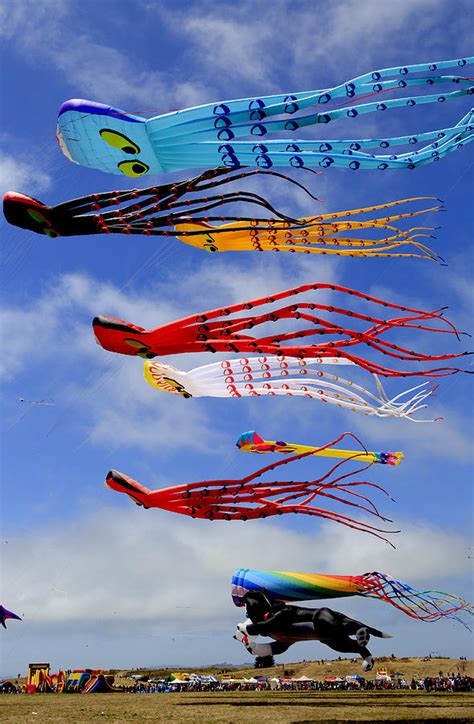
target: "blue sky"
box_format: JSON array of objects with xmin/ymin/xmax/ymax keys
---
[{"xmin": 0, "ymin": 0, "xmax": 473, "ymax": 676}]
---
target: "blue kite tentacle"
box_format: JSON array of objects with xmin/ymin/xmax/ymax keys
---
[{"xmin": 57, "ymin": 56, "xmax": 474, "ymax": 176}]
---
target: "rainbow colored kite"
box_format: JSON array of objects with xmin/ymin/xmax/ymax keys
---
[{"xmin": 231, "ymin": 569, "xmax": 472, "ymax": 626}]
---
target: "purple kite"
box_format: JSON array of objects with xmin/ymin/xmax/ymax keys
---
[{"xmin": 0, "ymin": 605, "xmax": 22, "ymax": 629}]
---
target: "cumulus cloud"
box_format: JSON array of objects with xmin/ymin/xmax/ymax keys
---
[
  {"xmin": 3, "ymin": 252, "xmax": 472, "ymax": 460},
  {"xmin": 344, "ymin": 404, "xmax": 474, "ymax": 463},
  {"xmin": 0, "ymin": 154, "xmax": 52, "ymax": 197},
  {"xmin": 5, "ymin": 506, "xmax": 470, "ymax": 629},
  {"xmin": 152, "ymin": 0, "xmax": 473, "ymax": 90},
  {"xmin": 0, "ymin": 0, "xmax": 209, "ymax": 107},
  {"xmin": 2, "ymin": 0, "xmax": 472, "ymax": 109},
  {"xmin": 0, "ymin": 257, "xmax": 340, "ymax": 452}
]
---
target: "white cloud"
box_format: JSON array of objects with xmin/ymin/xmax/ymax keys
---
[
  {"xmin": 2, "ymin": 0, "xmax": 472, "ymax": 110},
  {"xmin": 344, "ymin": 404, "xmax": 474, "ymax": 463},
  {"xmin": 0, "ymin": 272, "xmax": 177, "ymax": 381},
  {"xmin": 0, "ymin": 0, "xmax": 209, "ymax": 107},
  {"xmin": 0, "ymin": 256, "xmax": 340, "ymax": 376},
  {"xmin": 153, "ymin": 0, "xmax": 473, "ymax": 91},
  {"xmin": 0, "ymin": 154, "xmax": 52, "ymax": 197},
  {"xmin": 0, "ymin": 260, "xmax": 339, "ymax": 453},
  {"xmin": 4, "ymin": 255, "xmax": 472, "ymax": 460},
  {"xmin": 73, "ymin": 360, "xmax": 227, "ymax": 457},
  {"xmin": 5, "ymin": 505, "xmax": 470, "ymax": 629}
]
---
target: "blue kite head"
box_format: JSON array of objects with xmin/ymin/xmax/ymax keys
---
[{"xmin": 57, "ymin": 99, "xmax": 161, "ymax": 176}]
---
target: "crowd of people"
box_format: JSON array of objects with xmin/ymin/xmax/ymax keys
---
[
  {"xmin": 122, "ymin": 674, "xmax": 473, "ymax": 694},
  {"xmin": 2, "ymin": 669, "xmax": 472, "ymax": 695}
]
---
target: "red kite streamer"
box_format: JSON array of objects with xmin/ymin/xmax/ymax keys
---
[
  {"xmin": 94, "ymin": 282, "xmax": 471, "ymax": 378},
  {"xmin": 106, "ymin": 433, "xmax": 398, "ymax": 545}
]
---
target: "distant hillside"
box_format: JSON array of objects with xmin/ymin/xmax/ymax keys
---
[{"xmin": 114, "ymin": 656, "xmax": 473, "ymax": 684}]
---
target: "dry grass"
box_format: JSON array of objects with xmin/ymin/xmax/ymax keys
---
[
  {"xmin": 114, "ymin": 657, "xmax": 474, "ymax": 685},
  {"xmin": 0, "ymin": 690, "xmax": 473, "ymax": 723}
]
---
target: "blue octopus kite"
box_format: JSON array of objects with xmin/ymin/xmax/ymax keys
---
[{"xmin": 57, "ymin": 57, "xmax": 473, "ymax": 177}]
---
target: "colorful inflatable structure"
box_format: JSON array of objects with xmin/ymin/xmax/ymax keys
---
[
  {"xmin": 25, "ymin": 665, "xmax": 119, "ymax": 693},
  {"xmin": 82, "ymin": 673, "xmax": 120, "ymax": 693},
  {"xmin": 26, "ymin": 663, "xmax": 66, "ymax": 694},
  {"xmin": 64, "ymin": 670, "xmax": 92, "ymax": 693}
]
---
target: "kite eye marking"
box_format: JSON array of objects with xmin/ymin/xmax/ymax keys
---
[
  {"xmin": 100, "ymin": 129, "xmax": 140, "ymax": 155},
  {"xmin": 203, "ymin": 241, "xmax": 218, "ymax": 252},
  {"xmin": 124, "ymin": 338, "xmax": 155, "ymax": 358},
  {"xmin": 161, "ymin": 376, "xmax": 192, "ymax": 398},
  {"xmin": 27, "ymin": 209, "xmax": 49, "ymax": 224},
  {"xmin": 124, "ymin": 338, "xmax": 147, "ymax": 349},
  {"xmin": 26, "ymin": 208, "xmax": 59, "ymax": 236},
  {"xmin": 117, "ymin": 160, "xmax": 150, "ymax": 177}
]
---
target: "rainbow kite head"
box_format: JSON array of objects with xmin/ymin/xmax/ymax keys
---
[{"xmin": 57, "ymin": 99, "xmax": 160, "ymax": 177}]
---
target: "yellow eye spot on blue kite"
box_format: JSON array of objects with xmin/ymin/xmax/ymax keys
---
[
  {"xmin": 117, "ymin": 160, "xmax": 150, "ymax": 177},
  {"xmin": 99, "ymin": 129, "xmax": 140, "ymax": 155}
]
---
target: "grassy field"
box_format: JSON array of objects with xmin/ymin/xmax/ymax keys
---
[{"xmin": 1, "ymin": 691, "xmax": 473, "ymax": 723}]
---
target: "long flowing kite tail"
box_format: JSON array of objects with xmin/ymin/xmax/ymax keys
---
[
  {"xmin": 93, "ymin": 281, "xmax": 472, "ymax": 377},
  {"xmin": 358, "ymin": 572, "xmax": 473, "ymax": 625},
  {"xmin": 106, "ymin": 435, "xmax": 397, "ymax": 542},
  {"xmin": 230, "ymin": 568, "xmax": 472, "ymax": 623}
]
